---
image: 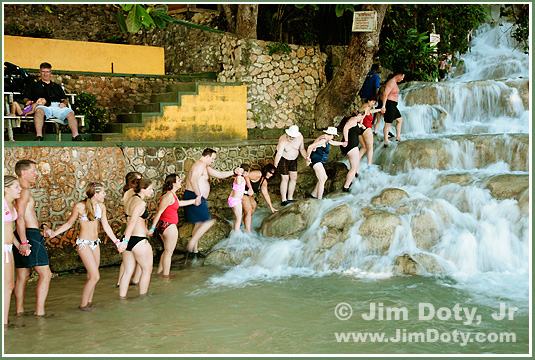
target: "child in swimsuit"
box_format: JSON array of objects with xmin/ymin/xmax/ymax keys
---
[
  {"xmin": 228, "ymin": 166, "xmax": 246, "ymax": 232},
  {"xmin": 7, "ymin": 97, "xmax": 47, "ymax": 117}
]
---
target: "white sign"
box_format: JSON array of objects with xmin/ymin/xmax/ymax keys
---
[
  {"xmin": 352, "ymin": 11, "xmax": 377, "ymax": 32},
  {"xmin": 430, "ymin": 33, "xmax": 440, "ymax": 47}
]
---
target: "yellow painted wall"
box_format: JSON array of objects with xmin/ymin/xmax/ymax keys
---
[
  {"xmin": 4, "ymin": 36, "xmax": 164, "ymax": 75},
  {"xmin": 126, "ymin": 84, "xmax": 248, "ymax": 142}
]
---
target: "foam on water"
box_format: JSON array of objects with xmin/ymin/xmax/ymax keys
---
[{"xmin": 208, "ymin": 22, "xmax": 529, "ymax": 307}]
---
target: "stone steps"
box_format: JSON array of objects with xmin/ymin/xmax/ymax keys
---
[{"xmin": 99, "ymin": 81, "xmax": 248, "ymax": 142}]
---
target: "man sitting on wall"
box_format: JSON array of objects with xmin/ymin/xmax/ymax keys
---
[{"xmin": 22, "ymin": 62, "xmax": 84, "ymax": 141}]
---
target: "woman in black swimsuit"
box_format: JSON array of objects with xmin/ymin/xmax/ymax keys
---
[
  {"xmin": 341, "ymin": 111, "xmax": 366, "ymax": 192},
  {"xmin": 242, "ymin": 163, "xmax": 277, "ymax": 232},
  {"xmin": 119, "ymin": 178, "xmax": 154, "ymax": 298}
]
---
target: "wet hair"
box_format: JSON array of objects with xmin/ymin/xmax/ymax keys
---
[
  {"xmin": 84, "ymin": 182, "xmax": 103, "ymax": 221},
  {"xmin": 371, "ymin": 64, "xmax": 379, "ymax": 72},
  {"xmin": 261, "ymin": 164, "xmax": 276, "ymax": 178},
  {"xmin": 366, "ymin": 95, "xmax": 377, "ymax": 102},
  {"xmin": 123, "ymin": 171, "xmax": 142, "ymax": 194},
  {"xmin": 240, "ymin": 164, "xmax": 250, "ymax": 172},
  {"xmin": 202, "ymin": 148, "xmax": 216, "ymax": 157},
  {"xmin": 4, "ymin": 175, "xmax": 18, "ymax": 189},
  {"xmin": 15, "ymin": 160, "xmax": 36, "ymax": 177},
  {"xmin": 40, "ymin": 62, "xmax": 52, "ymax": 70},
  {"xmin": 133, "ymin": 178, "xmax": 152, "ymax": 194},
  {"xmin": 162, "ymin": 174, "xmax": 178, "ymax": 196}
]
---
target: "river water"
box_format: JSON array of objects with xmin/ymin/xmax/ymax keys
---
[{"xmin": 3, "ymin": 23, "xmax": 529, "ymax": 355}]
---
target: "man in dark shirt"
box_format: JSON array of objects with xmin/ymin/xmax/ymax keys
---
[{"xmin": 23, "ymin": 62, "xmax": 84, "ymax": 141}]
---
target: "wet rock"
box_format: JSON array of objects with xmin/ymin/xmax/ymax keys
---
[
  {"xmin": 176, "ymin": 214, "xmax": 232, "ymax": 252},
  {"xmin": 485, "ymin": 174, "xmax": 529, "ymax": 200},
  {"xmin": 317, "ymin": 228, "xmax": 348, "ymax": 250},
  {"xmin": 395, "ymin": 253, "xmax": 443, "ymax": 275},
  {"xmin": 371, "ymin": 188, "xmax": 409, "ymax": 207},
  {"xmin": 358, "ymin": 209, "xmax": 401, "ymax": 254},
  {"xmin": 435, "ymin": 173, "xmax": 473, "ymax": 188},
  {"xmin": 518, "ymin": 189, "xmax": 529, "ymax": 217},
  {"xmin": 320, "ymin": 204, "xmax": 353, "ymax": 229},
  {"xmin": 260, "ymin": 199, "xmax": 321, "ymax": 238},
  {"xmin": 204, "ymin": 249, "xmax": 237, "ymax": 266},
  {"xmin": 410, "ymin": 212, "xmax": 442, "ymax": 251}
]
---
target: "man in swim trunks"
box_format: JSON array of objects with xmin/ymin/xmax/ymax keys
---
[
  {"xmin": 381, "ymin": 72, "xmax": 405, "ymax": 147},
  {"xmin": 182, "ymin": 148, "xmax": 236, "ymax": 258},
  {"xmin": 12, "ymin": 160, "xmax": 52, "ymax": 316},
  {"xmin": 273, "ymin": 125, "xmax": 307, "ymax": 206}
]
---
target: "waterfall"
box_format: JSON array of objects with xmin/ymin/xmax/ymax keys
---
[{"xmin": 207, "ymin": 21, "xmax": 529, "ymax": 303}]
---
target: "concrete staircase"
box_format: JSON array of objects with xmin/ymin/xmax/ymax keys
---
[{"xmin": 92, "ymin": 81, "xmax": 247, "ymax": 142}]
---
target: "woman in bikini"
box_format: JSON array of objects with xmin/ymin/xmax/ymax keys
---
[
  {"xmin": 148, "ymin": 174, "xmax": 196, "ymax": 277},
  {"xmin": 228, "ymin": 166, "xmax": 247, "ymax": 232},
  {"xmin": 46, "ymin": 182, "xmax": 124, "ymax": 311},
  {"xmin": 242, "ymin": 163, "xmax": 277, "ymax": 232},
  {"xmin": 4, "ymin": 175, "xmax": 23, "ymax": 326},
  {"xmin": 119, "ymin": 178, "xmax": 154, "ymax": 298},
  {"xmin": 116, "ymin": 171, "xmax": 143, "ymax": 287}
]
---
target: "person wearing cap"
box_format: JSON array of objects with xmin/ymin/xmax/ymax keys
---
[
  {"xmin": 274, "ymin": 125, "xmax": 307, "ymax": 206},
  {"xmin": 305, "ymin": 127, "xmax": 345, "ymax": 200}
]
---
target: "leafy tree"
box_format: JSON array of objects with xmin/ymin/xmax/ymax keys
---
[
  {"xmin": 500, "ymin": 4, "xmax": 529, "ymax": 54},
  {"xmin": 72, "ymin": 93, "xmax": 107, "ymax": 133},
  {"xmin": 116, "ymin": 4, "xmax": 174, "ymax": 34},
  {"xmin": 378, "ymin": 5, "xmax": 487, "ymax": 80},
  {"xmin": 314, "ymin": 4, "xmax": 388, "ymax": 128}
]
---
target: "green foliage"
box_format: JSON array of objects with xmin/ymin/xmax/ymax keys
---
[
  {"xmin": 116, "ymin": 4, "xmax": 174, "ymax": 34},
  {"xmin": 379, "ymin": 4, "xmax": 487, "ymax": 81},
  {"xmin": 381, "ymin": 25, "xmax": 439, "ymax": 81},
  {"xmin": 72, "ymin": 93, "xmax": 107, "ymax": 133},
  {"xmin": 500, "ymin": 5, "xmax": 529, "ymax": 54},
  {"xmin": 267, "ymin": 42, "xmax": 291, "ymax": 56}
]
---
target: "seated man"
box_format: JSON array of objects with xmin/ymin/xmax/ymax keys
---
[{"xmin": 22, "ymin": 62, "xmax": 84, "ymax": 141}]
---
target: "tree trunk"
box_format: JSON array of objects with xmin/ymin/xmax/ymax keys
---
[
  {"xmin": 235, "ymin": 4, "xmax": 259, "ymax": 39},
  {"xmin": 221, "ymin": 4, "xmax": 237, "ymax": 33},
  {"xmin": 314, "ymin": 4, "xmax": 388, "ymax": 129}
]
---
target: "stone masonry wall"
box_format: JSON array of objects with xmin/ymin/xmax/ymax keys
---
[
  {"xmin": 219, "ymin": 36, "xmax": 327, "ymax": 130},
  {"xmin": 5, "ymin": 3, "xmax": 329, "ymax": 131},
  {"xmin": 3, "ymin": 143, "xmax": 277, "ymax": 272}
]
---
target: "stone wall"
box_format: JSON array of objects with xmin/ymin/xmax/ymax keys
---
[
  {"xmin": 3, "ymin": 142, "xmax": 278, "ymax": 272},
  {"xmin": 219, "ymin": 36, "xmax": 327, "ymax": 130},
  {"xmin": 26, "ymin": 70, "xmax": 194, "ymax": 123},
  {"xmin": 5, "ymin": 3, "xmax": 329, "ymax": 131}
]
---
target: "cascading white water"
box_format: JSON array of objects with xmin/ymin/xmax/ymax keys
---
[{"xmin": 208, "ymin": 21, "xmax": 529, "ymax": 306}]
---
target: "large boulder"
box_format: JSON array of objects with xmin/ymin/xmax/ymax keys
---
[
  {"xmin": 260, "ymin": 198, "xmax": 321, "ymax": 238},
  {"xmin": 434, "ymin": 173, "xmax": 473, "ymax": 188},
  {"xmin": 176, "ymin": 214, "xmax": 232, "ymax": 253},
  {"xmin": 371, "ymin": 188, "xmax": 409, "ymax": 207},
  {"xmin": 320, "ymin": 204, "xmax": 354, "ymax": 229},
  {"xmin": 395, "ymin": 253, "xmax": 443, "ymax": 275},
  {"xmin": 358, "ymin": 208, "xmax": 402, "ymax": 254},
  {"xmin": 485, "ymin": 174, "xmax": 529, "ymax": 200}
]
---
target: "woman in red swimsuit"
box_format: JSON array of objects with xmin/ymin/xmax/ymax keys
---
[
  {"xmin": 148, "ymin": 174, "xmax": 196, "ymax": 277},
  {"xmin": 359, "ymin": 95, "xmax": 383, "ymax": 167}
]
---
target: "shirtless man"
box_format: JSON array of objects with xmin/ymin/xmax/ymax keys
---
[
  {"xmin": 12, "ymin": 160, "xmax": 53, "ymax": 316},
  {"xmin": 381, "ymin": 72, "xmax": 405, "ymax": 147},
  {"xmin": 182, "ymin": 148, "xmax": 235, "ymax": 259},
  {"xmin": 273, "ymin": 125, "xmax": 307, "ymax": 206}
]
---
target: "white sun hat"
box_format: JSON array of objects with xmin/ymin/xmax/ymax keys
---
[
  {"xmin": 285, "ymin": 125, "xmax": 301, "ymax": 138},
  {"xmin": 323, "ymin": 127, "xmax": 338, "ymax": 136}
]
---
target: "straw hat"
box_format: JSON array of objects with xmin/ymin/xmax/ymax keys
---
[
  {"xmin": 323, "ymin": 127, "xmax": 338, "ymax": 136},
  {"xmin": 285, "ymin": 125, "xmax": 301, "ymax": 138}
]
